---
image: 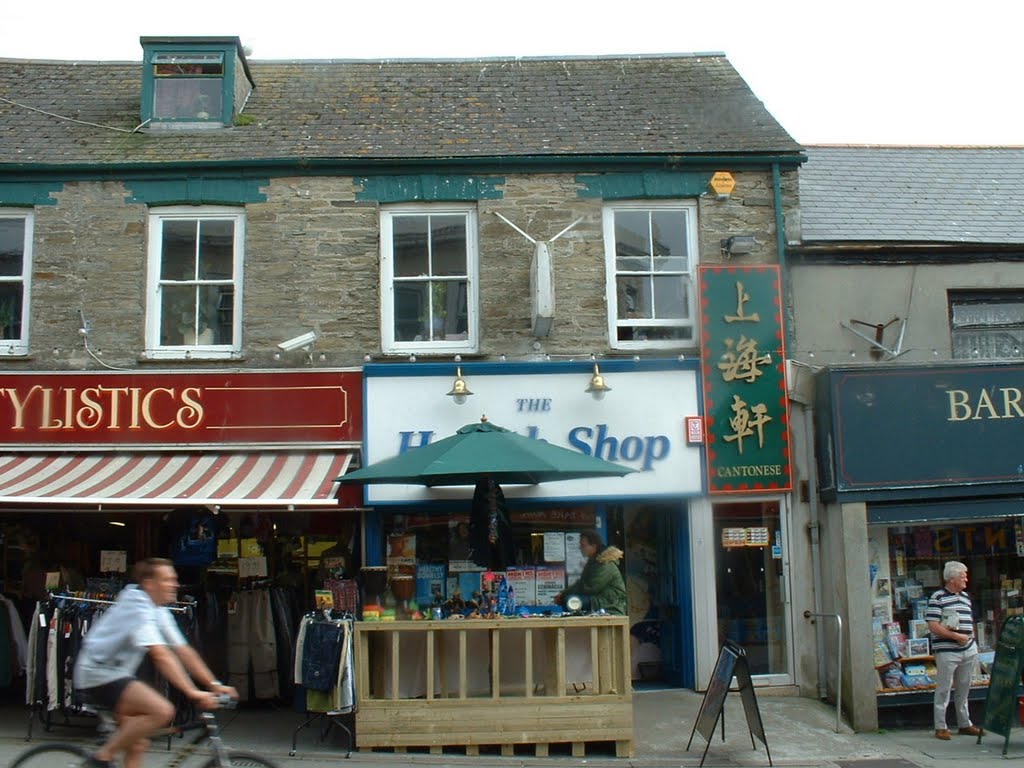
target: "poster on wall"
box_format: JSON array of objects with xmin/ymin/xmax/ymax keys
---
[
  {"xmin": 506, "ymin": 567, "xmax": 537, "ymax": 605},
  {"xmin": 535, "ymin": 567, "xmax": 566, "ymax": 604},
  {"xmin": 387, "ymin": 533, "xmax": 416, "ymax": 577}
]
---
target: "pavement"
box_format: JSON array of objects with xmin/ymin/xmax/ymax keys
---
[{"xmin": 1, "ymin": 688, "xmax": 1022, "ymax": 768}]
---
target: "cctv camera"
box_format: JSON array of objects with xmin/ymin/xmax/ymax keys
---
[{"xmin": 277, "ymin": 330, "xmax": 318, "ymax": 352}]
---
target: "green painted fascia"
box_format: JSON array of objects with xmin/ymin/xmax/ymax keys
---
[
  {"xmin": 0, "ymin": 151, "xmax": 806, "ymax": 181},
  {"xmin": 140, "ymin": 41, "xmax": 239, "ymax": 126},
  {"xmin": 0, "ymin": 182, "xmax": 63, "ymax": 206},
  {"xmin": 124, "ymin": 177, "xmax": 268, "ymax": 205},
  {"xmin": 355, "ymin": 174, "xmax": 504, "ymax": 202},
  {"xmin": 575, "ymin": 171, "xmax": 711, "ymax": 199}
]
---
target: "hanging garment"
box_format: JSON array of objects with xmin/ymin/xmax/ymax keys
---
[
  {"xmin": 269, "ymin": 588, "xmax": 295, "ymax": 697},
  {"xmin": 0, "ymin": 607, "xmax": 11, "ymax": 687},
  {"xmin": 226, "ymin": 590, "xmax": 279, "ymax": 701},
  {"xmin": 469, "ymin": 478, "xmax": 514, "ymax": 570},
  {"xmin": 301, "ymin": 620, "xmax": 344, "ymax": 692},
  {"xmin": 3, "ymin": 596, "xmax": 28, "ymax": 674},
  {"xmin": 296, "ymin": 616, "xmax": 354, "ymax": 713}
]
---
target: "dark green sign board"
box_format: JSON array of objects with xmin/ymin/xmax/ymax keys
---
[
  {"xmin": 982, "ymin": 615, "xmax": 1024, "ymax": 755},
  {"xmin": 816, "ymin": 363, "xmax": 1024, "ymax": 500},
  {"xmin": 698, "ymin": 265, "xmax": 792, "ymax": 494},
  {"xmin": 687, "ymin": 641, "xmax": 772, "ymax": 767}
]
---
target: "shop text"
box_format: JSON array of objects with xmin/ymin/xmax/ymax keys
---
[
  {"xmin": 946, "ymin": 388, "xmax": 1024, "ymax": 421},
  {"xmin": 715, "ymin": 464, "xmax": 786, "ymax": 478},
  {"xmin": 0, "ymin": 385, "xmax": 205, "ymax": 431},
  {"xmin": 398, "ymin": 423, "xmax": 671, "ymax": 472}
]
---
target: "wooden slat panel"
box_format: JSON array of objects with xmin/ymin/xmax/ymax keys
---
[
  {"xmin": 524, "ymin": 628, "xmax": 533, "ymax": 698},
  {"xmin": 356, "ymin": 698, "xmax": 633, "ymax": 745},
  {"xmin": 353, "ymin": 616, "xmax": 633, "ymax": 754},
  {"xmin": 425, "ymin": 629, "xmax": 435, "ymax": 700},
  {"xmin": 491, "ymin": 629, "xmax": 500, "ymax": 699},
  {"xmin": 458, "ymin": 629, "xmax": 467, "ymax": 699},
  {"xmin": 390, "ymin": 631, "xmax": 399, "ymax": 701}
]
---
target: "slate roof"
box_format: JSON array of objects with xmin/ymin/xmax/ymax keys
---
[
  {"xmin": 0, "ymin": 54, "xmax": 800, "ymax": 169},
  {"xmin": 799, "ymin": 145, "xmax": 1024, "ymax": 245}
]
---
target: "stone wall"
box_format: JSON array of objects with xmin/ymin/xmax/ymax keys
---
[{"xmin": 18, "ymin": 167, "xmax": 793, "ymax": 371}]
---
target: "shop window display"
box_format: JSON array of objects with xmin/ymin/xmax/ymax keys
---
[
  {"xmin": 376, "ymin": 508, "xmax": 613, "ymax": 619},
  {"xmin": 870, "ymin": 520, "xmax": 1020, "ymax": 694}
]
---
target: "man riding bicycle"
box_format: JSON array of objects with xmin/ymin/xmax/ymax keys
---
[{"xmin": 73, "ymin": 557, "xmax": 238, "ymax": 768}]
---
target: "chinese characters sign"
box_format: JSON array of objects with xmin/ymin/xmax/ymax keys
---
[{"xmin": 699, "ymin": 265, "xmax": 791, "ymax": 493}]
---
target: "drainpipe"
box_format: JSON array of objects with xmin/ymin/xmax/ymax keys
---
[
  {"xmin": 804, "ymin": 403, "xmax": 828, "ymax": 699},
  {"xmin": 772, "ymin": 163, "xmax": 793, "ymax": 351}
]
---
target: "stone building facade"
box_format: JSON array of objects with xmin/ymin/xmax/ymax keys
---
[{"xmin": 0, "ymin": 37, "xmax": 810, "ymax": 703}]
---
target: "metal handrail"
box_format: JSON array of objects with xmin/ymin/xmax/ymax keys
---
[{"xmin": 804, "ymin": 610, "xmax": 843, "ymax": 732}]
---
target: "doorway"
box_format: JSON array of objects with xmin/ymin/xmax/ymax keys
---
[{"xmin": 712, "ymin": 501, "xmax": 789, "ymax": 678}]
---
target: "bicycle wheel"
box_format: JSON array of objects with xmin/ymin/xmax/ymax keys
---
[
  {"xmin": 200, "ymin": 751, "xmax": 282, "ymax": 768},
  {"xmin": 9, "ymin": 742, "xmax": 92, "ymax": 768}
]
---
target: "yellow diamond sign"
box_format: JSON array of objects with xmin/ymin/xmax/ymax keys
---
[{"xmin": 709, "ymin": 171, "xmax": 736, "ymax": 196}]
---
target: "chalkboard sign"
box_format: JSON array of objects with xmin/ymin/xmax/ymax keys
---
[
  {"xmin": 687, "ymin": 641, "xmax": 772, "ymax": 767},
  {"xmin": 981, "ymin": 615, "xmax": 1024, "ymax": 755}
]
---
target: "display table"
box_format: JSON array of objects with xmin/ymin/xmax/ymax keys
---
[{"xmin": 354, "ymin": 615, "xmax": 634, "ymax": 756}]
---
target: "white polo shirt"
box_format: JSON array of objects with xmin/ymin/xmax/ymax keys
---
[{"xmin": 73, "ymin": 585, "xmax": 188, "ymax": 690}]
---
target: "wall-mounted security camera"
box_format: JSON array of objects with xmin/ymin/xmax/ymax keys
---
[{"xmin": 277, "ymin": 330, "xmax": 318, "ymax": 352}]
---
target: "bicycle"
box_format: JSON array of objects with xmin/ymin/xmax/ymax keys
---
[{"xmin": 9, "ymin": 697, "xmax": 280, "ymax": 768}]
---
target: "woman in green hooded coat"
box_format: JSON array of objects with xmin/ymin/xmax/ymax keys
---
[{"xmin": 559, "ymin": 529, "xmax": 627, "ymax": 615}]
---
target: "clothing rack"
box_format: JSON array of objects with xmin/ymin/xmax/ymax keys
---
[
  {"xmin": 290, "ymin": 611, "xmax": 355, "ymax": 758},
  {"xmin": 25, "ymin": 593, "xmax": 198, "ymax": 741},
  {"xmin": 53, "ymin": 593, "xmax": 197, "ymax": 613}
]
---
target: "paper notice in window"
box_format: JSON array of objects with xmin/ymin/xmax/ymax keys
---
[
  {"xmin": 544, "ymin": 532, "xmax": 566, "ymax": 562},
  {"xmin": 100, "ymin": 550, "xmax": 127, "ymax": 573},
  {"xmin": 238, "ymin": 556, "xmax": 268, "ymax": 578}
]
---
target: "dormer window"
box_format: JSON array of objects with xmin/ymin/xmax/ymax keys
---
[
  {"xmin": 140, "ymin": 37, "xmax": 253, "ymax": 128},
  {"xmin": 153, "ymin": 53, "xmax": 224, "ymax": 120}
]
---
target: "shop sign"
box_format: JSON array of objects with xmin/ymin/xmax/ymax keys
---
[
  {"xmin": 698, "ymin": 265, "xmax": 792, "ymax": 494},
  {"xmin": 818, "ymin": 363, "xmax": 1024, "ymax": 499},
  {"xmin": 361, "ymin": 361, "xmax": 703, "ymax": 503},
  {"xmin": 892, "ymin": 522, "xmax": 1019, "ymax": 557},
  {"xmin": 0, "ymin": 370, "xmax": 362, "ymax": 446},
  {"xmin": 721, "ymin": 526, "xmax": 770, "ymax": 548},
  {"xmin": 510, "ymin": 508, "xmax": 596, "ymax": 526}
]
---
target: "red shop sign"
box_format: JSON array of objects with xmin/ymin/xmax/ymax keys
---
[{"xmin": 0, "ymin": 370, "xmax": 362, "ymax": 446}]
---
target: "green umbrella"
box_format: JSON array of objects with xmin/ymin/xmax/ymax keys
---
[{"xmin": 338, "ymin": 418, "xmax": 635, "ymax": 487}]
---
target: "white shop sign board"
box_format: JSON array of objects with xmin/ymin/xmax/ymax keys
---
[{"xmin": 362, "ymin": 366, "xmax": 703, "ymax": 504}]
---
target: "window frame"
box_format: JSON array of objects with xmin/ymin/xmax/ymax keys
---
[
  {"xmin": 948, "ymin": 289, "xmax": 1024, "ymax": 360},
  {"xmin": 150, "ymin": 51, "xmax": 226, "ymax": 123},
  {"xmin": 380, "ymin": 204, "xmax": 479, "ymax": 355},
  {"xmin": 0, "ymin": 209, "xmax": 33, "ymax": 357},
  {"xmin": 145, "ymin": 206, "xmax": 244, "ymax": 360},
  {"xmin": 602, "ymin": 200, "xmax": 699, "ymax": 350}
]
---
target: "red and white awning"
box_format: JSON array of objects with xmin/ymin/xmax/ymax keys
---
[{"xmin": 0, "ymin": 451, "xmax": 354, "ymax": 507}]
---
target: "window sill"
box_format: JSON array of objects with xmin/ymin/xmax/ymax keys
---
[
  {"xmin": 383, "ymin": 344, "xmax": 479, "ymax": 356},
  {"xmin": 140, "ymin": 350, "xmax": 245, "ymax": 364}
]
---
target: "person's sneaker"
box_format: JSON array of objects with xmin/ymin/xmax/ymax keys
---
[
  {"xmin": 82, "ymin": 754, "xmax": 113, "ymax": 768},
  {"xmin": 935, "ymin": 729, "xmax": 952, "ymax": 740},
  {"xmin": 959, "ymin": 725, "xmax": 983, "ymax": 736}
]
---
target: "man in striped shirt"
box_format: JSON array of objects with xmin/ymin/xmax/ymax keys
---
[{"xmin": 926, "ymin": 561, "xmax": 981, "ymax": 741}]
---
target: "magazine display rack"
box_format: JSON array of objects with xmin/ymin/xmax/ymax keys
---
[{"xmin": 354, "ymin": 615, "xmax": 633, "ymax": 757}]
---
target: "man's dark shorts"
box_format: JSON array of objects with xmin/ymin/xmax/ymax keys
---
[{"xmin": 79, "ymin": 677, "xmax": 134, "ymax": 710}]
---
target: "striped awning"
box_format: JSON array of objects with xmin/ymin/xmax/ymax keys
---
[{"xmin": 0, "ymin": 451, "xmax": 355, "ymax": 507}]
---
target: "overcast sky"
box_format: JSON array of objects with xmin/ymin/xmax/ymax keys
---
[{"xmin": 4, "ymin": 0, "xmax": 1020, "ymax": 146}]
